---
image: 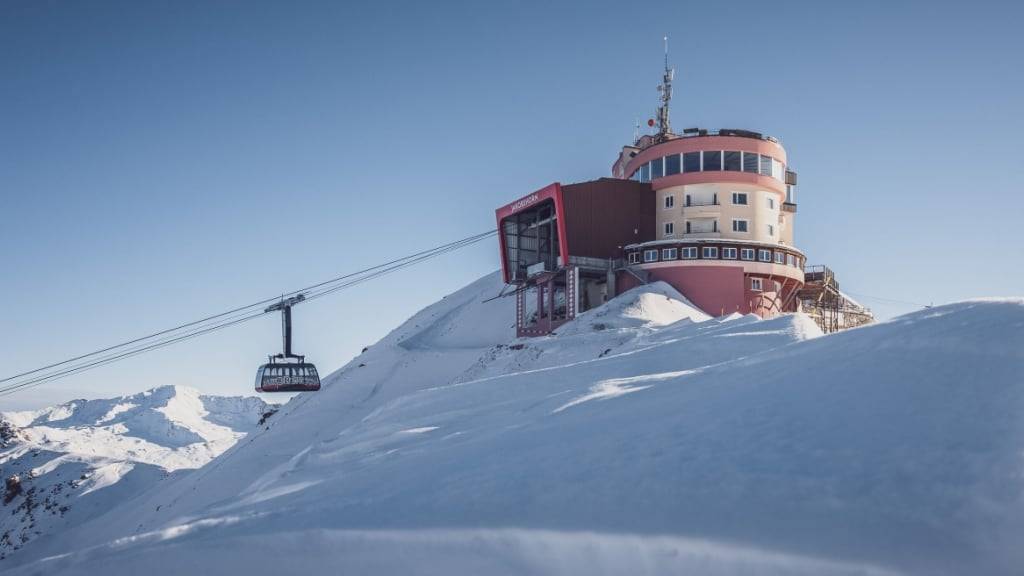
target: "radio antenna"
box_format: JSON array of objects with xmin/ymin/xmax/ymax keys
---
[{"xmin": 656, "ymin": 35, "xmax": 674, "ymax": 138}]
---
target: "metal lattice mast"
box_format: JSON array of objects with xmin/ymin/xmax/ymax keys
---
[{"xmin": 656, "ymin": 35, "xmax": 674, "ymax": 138}]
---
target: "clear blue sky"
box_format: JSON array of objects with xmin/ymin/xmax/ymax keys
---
[{"xmin": 2, "ymin": 0, "xmax": 1022, "ymax": 410}]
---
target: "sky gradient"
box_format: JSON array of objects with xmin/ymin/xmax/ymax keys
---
[{"xmin": 2, "ymin": 0, "xmax": 1022, "ymax": 409}]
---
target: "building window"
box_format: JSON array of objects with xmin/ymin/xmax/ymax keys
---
[
  {"xmin": 767, "ymin": 197, "xmax": 775, "ymax": 210},
  {"xmin": 732, "ymin": 219, "xmax": 749, "ymax": 233},
  {"xmin": 775, "ymin": 252, "xmax": 785, "ymax": 264},
  {"xmin": 768, "ymin": 224, "xmax": 775, "ymax": 237},
  {"xmin": 732, "ymin": 192, "xmax": 748, "ymax": 205},
  {"xmin": 665, "ymin": 154, "xmax": 681, "ymax": 176},
  {"xmin": 774, "ymin": 280, "xmax": 783, "ymax": 293},
  {"xmin": 751, "ymin": 277, "xmax": 763, "ymax": 291},
  {"xmin": 743, "ymin": 151, "xmax": 759, "ymax": 172},
  {"xmin": 640, "ymin": 162, "xmax": 650, "ymax": 182},
  {"xmin": 683, "ymin": 152, "xmax": 701, "ymax": 173},
  {"xmin": 702, "ymin": 247, "xmax": 718, "ymax": 259},
  {"xmin": 759, "ymin": 249, "xmax": 771, "ymax": 262},
  {"xmin": 684, "ymin": 194, "xmax": 691, "ymax": 207},
  {"xmin": 703, "ymin": 150, "xmax": 722, "ymax": 171},
  {"xmin": 772, "ymin": 159, "xmax": 784, "ymax": 181},
  {"xmin": 664, "ymin": 222, "xmax": 675, "ymax": 236},
  {"xmin": 741, "ymin": 248, "xmax": 755, "ymax": 261},
  {"xmin": 628, "ymin": 252, "xmax": 640, "ymax": 264},
  {"xmin": 662, "ymin": 248, "xmax": 677, "ymax": 260},
  {"xmin": 664, "ymin": 195, "xmax": 674, "ymax": 209},
  {"xmin": 722, "ymin": 247, "xmax": 737, "ymax": 259},
  {"xmin": 681, "ymin": 247, "xmax": 698, "ymax": 259},
  {"xmin": 759, "ymin": 154, "xmax": 772, "ymax": 176},
  {"xmin": 723, "ymin": 151, "xmax": 742, "ymax": 171},
  {"xmin": 650, "ymin": 157, "xmax": 664, "ymax": 179},
  {"xmin": 787, "ymin": 254, "xmax": 796, "ymax": 267},
  {"xmin": 644, "ymin": 249, "xmax": 658, "ymax": 262}
]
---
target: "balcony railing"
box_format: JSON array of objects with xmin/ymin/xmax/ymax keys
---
[
  {"xmin": 782, "ymin": 202, "xmax": 797, "ymax": 213},
  {"xmin": 684, "ymin": 200, "xmax": 720, "ymax": 207}
]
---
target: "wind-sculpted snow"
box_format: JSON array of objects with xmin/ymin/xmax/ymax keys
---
[
  {"xmin": 0, "ymin": 386, "xmax": 272, "ymax": 559},
  {"xmin": 7, "ymin": 273, "xmax": 1024, "ymax": 576}
]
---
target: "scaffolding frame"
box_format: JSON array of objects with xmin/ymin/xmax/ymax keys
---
[{"xmin": 797, "ymin": 265, "xmax": 873, "ymax": 333}]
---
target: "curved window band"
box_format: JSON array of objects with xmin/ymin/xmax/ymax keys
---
[{"xmin": 633, "ymin": 151, "xmax": 786, "ymax": 183}]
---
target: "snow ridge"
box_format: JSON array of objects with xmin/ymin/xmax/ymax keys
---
[{"xmin": 5, "ymin": 273, "xmax": 1024, "ymax": 576}]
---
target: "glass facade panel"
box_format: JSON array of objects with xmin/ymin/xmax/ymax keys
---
[
  {"xmin": 723, "ymin": 151, "xmax": 742, "ymax": 171},
  {"xmin": 651, "ymin": 157, "xmax": 664, "ymax": 179},
  {"xmin": 640, "ymin": 163, "xmax": 650, "ymax": 182},
  {"xmin": 683, "ymin": 152, "xmax": 701, "ymax": 173},
  {"xmin": 743, "ymin": 151, "xmax": 759, "ymax": 172},
  {"xmin": 703, "ymin": 151, "xmax": 722, "ymax": 171},
  {"xmin": 759, "ymin": 154, "xmax": 772, "ymax": 176},
  {"xmin": 665, "ymin": 154, "xmax": 680, "ymax": 175}
]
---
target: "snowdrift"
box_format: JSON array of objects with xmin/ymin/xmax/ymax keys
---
[{"xmin": 7, "ymin": 273, "xmax": 1024, "ymax": 576}]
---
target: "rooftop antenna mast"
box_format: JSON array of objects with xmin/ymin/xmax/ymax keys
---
[{"xmin": 656, "ymin": 35, "xmax": 674, "ymax": 139}]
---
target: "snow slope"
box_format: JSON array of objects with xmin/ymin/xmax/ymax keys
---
[
  {"xmin": 0, "ymin": 386, "xmax": 272, "ymax": 559},
  {"xmin": 7, "ymin": 272, "xmax": 1024, "ymax": 576}
]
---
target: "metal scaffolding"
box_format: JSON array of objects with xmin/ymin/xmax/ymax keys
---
[{"xmin": 798, "ymin": 265, "xmax": 874, "ymax": 334}]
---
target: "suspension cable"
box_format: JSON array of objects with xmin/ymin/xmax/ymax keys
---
[{"xmin": 0, "ymin": 229, "xmax": 497, "ymax": 397}]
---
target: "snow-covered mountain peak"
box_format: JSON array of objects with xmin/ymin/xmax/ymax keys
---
[
  {"xmin": 2, "ymin": 384, "xmax": 271, "ymax": 450},
  {"xmin": 0, "ymin": 386, "xmax": 274, "ymax": 559}
]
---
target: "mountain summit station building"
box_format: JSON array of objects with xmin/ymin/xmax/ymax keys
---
[{"xmin": 495, "ymin": 47, "xmax": 869, "ymax": 337}]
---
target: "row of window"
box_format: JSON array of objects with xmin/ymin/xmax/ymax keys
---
[
  {"xmin": 628, "ymin": 245, "xmax": 802, "ymax": 269},
  {"xmin": 663, "ymin": 192, "xmax": 776, "ymax": 209},
  {"xmin": 262, "ymin": 365, "xmax": 319, "ymax": 377},
  {"xmin": 663, "ymin": 219, "xmax": 775, "ymax": 237},
  {"xmin": 633, "ymin": 151, "xmax": 785, "ymax": 183}
]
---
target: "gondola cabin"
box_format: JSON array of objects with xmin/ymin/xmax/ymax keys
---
[
  {"xmin": 255, "ymin": 361, "xmax": 320, "ymax": 393},
  {"xmin": 256, "ymin": 294, "xmax": 322, "ymax": 393}
]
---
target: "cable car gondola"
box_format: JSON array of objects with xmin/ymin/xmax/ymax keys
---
[{"xmin": 255, "ymin": 294, "xmax": 321, "ymax": 393}]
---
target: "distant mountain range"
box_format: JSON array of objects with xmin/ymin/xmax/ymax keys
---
[{"xmin": 0, "ymin": 385, "xmax": 274, "ymax": 559}]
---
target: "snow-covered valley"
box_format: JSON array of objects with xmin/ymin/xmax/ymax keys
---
[
  {"xmin": 4, "ymin": 272, "xmax": 1023, "ymax": 575},
  {"xmin": 0, "ymin": 386, "xmax": 273, "ymax": 559}
]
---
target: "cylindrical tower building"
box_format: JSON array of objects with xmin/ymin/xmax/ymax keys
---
[{"xmin": 612, "ymin": 129, "xmax": 804, "ymax": 318}]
